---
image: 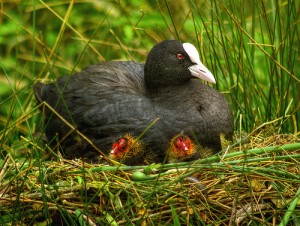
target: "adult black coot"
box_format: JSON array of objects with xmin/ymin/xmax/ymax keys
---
[{"xmin": 33, "ymin": 40, "xmax": 233, "ymax": 163}]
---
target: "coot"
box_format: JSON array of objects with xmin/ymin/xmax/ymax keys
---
[
  {"xmin": 33, "ymin": 40, "xmax": 233, "ymax": 162},
  {"xmin": 167, "ymin": 134, "xmax": 212, "ymax": 162},
  {"xmin": 110, "ymin": 134, "xmax": 144, "ymax": 165}
]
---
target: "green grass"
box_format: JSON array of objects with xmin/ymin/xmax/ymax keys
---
[
  {"xmin": 0, "ymin": 0, "xmax": 299, "ymax": 225},
  {"xmin": 0, "ymin": 1, "xmax": 299, "ymax": 142},
  {"xmin": 1, "ymin": 138, "xmax": 300, "ymax": 225}
]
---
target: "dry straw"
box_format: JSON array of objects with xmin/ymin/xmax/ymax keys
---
[{"xmin": 1, "ymin": 129, "xmax": 299, "ymax": 225}]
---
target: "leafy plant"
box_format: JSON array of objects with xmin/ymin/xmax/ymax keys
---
[{"xmin": 0, "ymin": 1, "xmax": 299, "ymax": 225}]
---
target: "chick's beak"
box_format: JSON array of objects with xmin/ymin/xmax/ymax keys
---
[{"xmin": 182, "ymin": 144, "xmax": 189, "ymax": 152}]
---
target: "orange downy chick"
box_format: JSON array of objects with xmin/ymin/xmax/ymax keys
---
[
  {"xmin": 167, "ymin": 134, "xmax": 212, "ymax": 162},
  {"xmin": 110, "ymin": 134, "xmax": 143, "ymax": 164}
]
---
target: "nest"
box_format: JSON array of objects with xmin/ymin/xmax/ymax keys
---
[{"xmin": 1, "ymin": 130, "xmax": 300, "ymax": 225}]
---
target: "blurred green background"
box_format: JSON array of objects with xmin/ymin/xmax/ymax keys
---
[{"xmin": 0, "ymin": 0, "xmax": 299, "ymax": 156}]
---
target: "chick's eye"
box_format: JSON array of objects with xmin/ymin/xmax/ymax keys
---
[{"xmin": 176, "ymin": 53, "xmax": 184, "ymax": 60}]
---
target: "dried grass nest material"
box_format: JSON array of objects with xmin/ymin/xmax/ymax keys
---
[{"xmin": 0, "ymin": 132, "xmax": 300, "ymax": 225}]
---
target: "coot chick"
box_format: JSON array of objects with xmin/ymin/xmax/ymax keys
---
[
  {"xmin": 109, "ymin": 134, "xmax": 161, "ymax": 165},
  {"xmin": 110, "ymin": 134, "xmax": 143, "ymax": 165},
  {"xmin": 167, "ymin": 134, "xmax": 212, "ymax": 162},
  {"xmin": 33, "ymin": 40, "xmax": 233, "ymax": 162}
]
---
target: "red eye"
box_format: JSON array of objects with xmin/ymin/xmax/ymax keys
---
[{"xmin": 177, "ymin": 53, "xmax": 184, "ymax": 59}]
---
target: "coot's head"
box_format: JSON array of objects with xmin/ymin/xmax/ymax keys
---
[{"xmin": 144, "ymin": 40, "xmax": 215, "ymax": 91}]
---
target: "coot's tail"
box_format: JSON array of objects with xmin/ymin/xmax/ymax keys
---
[{"xmin": 33, "ymin": 82, "xmax": 45, "ymax": 104}]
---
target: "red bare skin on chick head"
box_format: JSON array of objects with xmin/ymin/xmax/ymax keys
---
[
  {"xmin": 110, "ymin": 134, "xmax": 144, "ymax": 164},
  {"xmin": 169, "ymin": 135, "xmax": 195, "ymax": 160},
  {"xmin": 111, "ymin": 137, "xmax": 130, "ymax": 160}
]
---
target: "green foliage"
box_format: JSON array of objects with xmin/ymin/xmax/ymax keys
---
[
  {"xmin": 0, "ymin": 1, "xmax": 298, "ymax": 144},
  {"xmin": 1, "ymin": 140, "xmax": 300, "ymax": 225},
  {"xmin": 0, "ymin": 1, "xmax": 299, "ymax": 224}
]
